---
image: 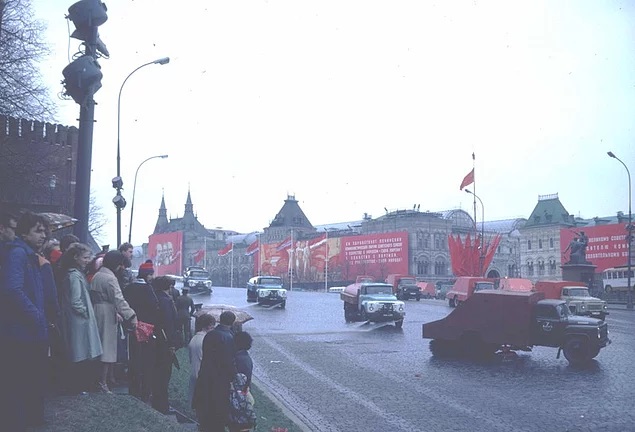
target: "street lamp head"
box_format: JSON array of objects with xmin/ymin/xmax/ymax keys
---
[
  {"xmin": 154, "ymin": 57, "xmax": 170, "ymax": 65},
  {"xmin": 607, "ymin": 151, "xmax": 616, "ymax": 158},
  {"xmin": 159, "ymin": 154, "xmax": 168, "ymax": 159},
  {"xmin": 465, "ymin": 189, "xmax": 472, "ymax": 194}
]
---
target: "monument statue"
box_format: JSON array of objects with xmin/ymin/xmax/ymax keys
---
[{"xmin": 564, "ymin": 231, "xmax": 590, "ymax": 265}]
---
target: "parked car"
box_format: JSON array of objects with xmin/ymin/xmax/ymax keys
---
[{"xmin": 247, "ymin": 276, "xmax": 287, "ymax": 308}]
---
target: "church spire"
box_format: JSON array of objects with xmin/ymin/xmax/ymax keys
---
[
  {"xmin": 154, "ymin": 192, "xmax": 169, "ymax": 233},
  {"xmin": 184, "ymin": 187, "xmax": 194, "ymax": 215}
]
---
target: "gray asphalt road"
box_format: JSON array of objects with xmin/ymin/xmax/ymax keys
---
[{"xmin": 195, "ymin": 287, "xmax": 635, "ymax": 432}]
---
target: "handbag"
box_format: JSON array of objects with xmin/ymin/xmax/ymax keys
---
[{"xmin": 134, "ymin": 320, "xmax": 155, "ymax": 343}]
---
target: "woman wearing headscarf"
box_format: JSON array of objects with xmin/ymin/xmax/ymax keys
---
[
  {"xmin": 89, "ymin": 250, "xmax": 137, "ymax": 393},
  {"xmin": 58, "ymin": 242, "xmax": 102, "ymax": 393}
]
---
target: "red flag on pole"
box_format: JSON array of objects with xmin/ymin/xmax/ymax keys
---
[
  {"xmin": 459, "ymin": 168, "xmax": 474, "ymax": 190},
  {"xmin": 245, "ymin": 240, "xmax": 259, "ymax": 256},
  {"xmin": 218, "ymin": 242, "xmax": 233, "ymax": 257},
  {"xmin": 193, "ymin": 249, "xmax": 205, "ymax": 263}
]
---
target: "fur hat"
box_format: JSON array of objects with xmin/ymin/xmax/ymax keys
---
[{"xmin": 138, "ymin": 261, "xmax": 155, "ymax": 279}]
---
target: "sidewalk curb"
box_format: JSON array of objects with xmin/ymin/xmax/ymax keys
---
[{"xmin": 252, "ymin": 377, "xmax": 312, "ymax": 432}]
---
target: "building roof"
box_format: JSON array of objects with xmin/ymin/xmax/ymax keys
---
[
  {"xmin": 268, "ymin": 194, "xmax": 314, "ymax": 229},
  {"xmin": 482, "ymin": 218, "xmax": 527, "ymax": 234},
  {"xmin": 524, "ymin": 193, "xmax": 574, "ymax": 227}
]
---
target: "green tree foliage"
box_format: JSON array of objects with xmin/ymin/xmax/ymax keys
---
[{"xmin": 0, "ymin": 0, "xmax": 55, "ymax": 120}]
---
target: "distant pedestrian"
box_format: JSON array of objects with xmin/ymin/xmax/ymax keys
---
[
  {"xmin": 151, "ymin": 276, "xmax": 180, "ymax": 414},
  {"xmin": 0, "ymin": 211, "xmax": 58, "ymax": 431},
  {"xmin": 193, "ymin": 311, "xmax": 237, "ymax": 432},
  {"xmin": 59, "ymin": 242, "xmax": 102, "ymax": 394},
  {"xmin": 175, "ymin": 287, "xmax": 195, "ymax": 344},
  {"xmin": 188, "ymin": 313, "xmax": 215, "ymax": 407},
  {"xmin": 117, "ymin": 242, "xmax": 135, "ymax": 290},
  {"xmin": 89, "ymin": 250, "xmax": 137, "ymax": 393}
]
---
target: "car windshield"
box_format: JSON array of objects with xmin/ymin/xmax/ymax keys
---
[
  {"xmin": 556, "ymin": 303, "xmax": 571, "ymax": 317},
  {"xmin": 566, "ymin": 288, "xmax": 590, "ymax": 297},
  {"xmin": 475, "ymin": 282, "xmax": 495, "ymax": 291},
  {"xmin": 364, "ymin": 285, "xmax": 392, "ymax": 295},
  {"xmin": 400, "ymin": 278, "xmax": 416, "ymax": 285},
  {"xmin": 190, "ymin": 271, "xmax": 209, "ymax": 279},
  {"xmin": 260, "ymin": 278, "xmax": 282, "ymax": 285}
]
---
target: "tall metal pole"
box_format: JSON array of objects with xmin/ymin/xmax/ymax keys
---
[
  {"xmin": 466, "ymin": 189, "xmax": 485, "ymax": 276},
  {"xmin": 116, "ymin": 57, "xmax": 170, "ymax": 247},
  {"xmin": 324, "ymin": 228, "xmax": 329, "ymax": 292},
  {"xmin": 73, "ymin": 26, "xmax": 98, "ymax": 243},
  {"xmin": 608, "ymin": 151, "xmax": 633, "ymax": 310},
  {"xmin": 128, "ymin": 154, "xmax": 168, "ymax": 244}
]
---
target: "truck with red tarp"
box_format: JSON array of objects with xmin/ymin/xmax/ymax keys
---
[
  {"xmin": 385, "ymin": 274, "xmax": 420, "ymax": 301},
  {"xmin": 535, "ymin": 281, "xmax": 608, "ymax": 320},
  {"xmin": 422, "ymin": 290, "xmax": 610, "ymax": 365},
  {"xmin": 341, "ymin": 281, "xmax": 405, "ymax": 328},
  {"xmin": 445, "ymin": 276, "xmax": 495, "ymax": 307}
]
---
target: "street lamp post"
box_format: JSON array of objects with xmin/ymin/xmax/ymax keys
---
[
  {"xmin": 465, "ymin": 189, "xmax": 485, "ymax": 276},
  {"xmin": 607, "ymin": 151, "xmax": 633, "ymax": 310},
  {"xmin": 128, "ymin": 154, "xmax": 168, "ymax": 244},
  {"xmin": 115, "ymin": 56, "xmax": 170, "ymax": 247}
]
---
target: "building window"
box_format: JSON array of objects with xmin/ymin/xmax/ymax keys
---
[
  {"xmin": 508, "ymin": 264, "xmax": 517, "ymax": 277},
  {"xmin": 538, "ymin": 239, "xmax": 543, "ymax": 249},
  {"xmin": 416, "ymin": 232, "xmax": 424, "ymax": 249},
  {"xmin": 549, "ymin": 238, "xmax": 554, "ymax": 248},
  {"xmin": 417, "ymin": 260, "xmax": 430, "ymax": 275},
  {"xmin": 527, "ymin": 261, "xmax": 534, "ymax": 276},
  {"xmin": 527, "ymin": 240, "xmax": 532, "ymax": 250},
  {"xmin": 423, "ymin": 234, "xmax": 430, "ymax": 249},
  {"xmin": 538, "ymin": 260, "xmax": 545, "ymax": 276},
  {"xmin": 548, "ymin": 259, "xmax": 557, "ymax": 275},
  {"xmin": 434, "ymin": 234, "xmax": 441, "ymax": 250},
  {"xmin": 434, "ymin": 259, "xmax": 446, "ymax": 276}
]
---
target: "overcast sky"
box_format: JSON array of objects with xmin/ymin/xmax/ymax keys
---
[{"xmin": 33, "ymin": 0, "xmax": 635, "ymax": 246}]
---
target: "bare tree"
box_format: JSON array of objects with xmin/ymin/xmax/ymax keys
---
[
  {"xmin": 0, "ymin": 0, "xmax": 56, "ymax": 120},
  {"xmin": 89, "ymin": 192, "xmax": 106, "ymax": 243}
]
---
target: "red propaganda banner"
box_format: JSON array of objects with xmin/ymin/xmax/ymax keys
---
[
  {"xmin": 148, "ymin": 231, "xmax": 183, "ymax": 276},
  {"xmin": 560, "ymin": 224, "xmax": 630, "ymax": 272},
  {"xmin": 258, "ymin": 231, "xmax": 409, "ymax": 283}
]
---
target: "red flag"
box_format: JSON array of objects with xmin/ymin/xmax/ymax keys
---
[
  {"xmin": 193, "ymin": 249, "xmax": 205, "ymax": 263},
  {"xmin": 459, "ymin": 168, "xmax": 474, "ymax": 190},
  {"xmin": 245, "ymin": 240, "xmax": 259, "ymax": 256},
  {"xmin": 218, "ymin": 242, "xmax": 233, "ymax": 257},
  {"xmin": 276, "ymin": 236, "xmax": 292, "ymax": 251}
]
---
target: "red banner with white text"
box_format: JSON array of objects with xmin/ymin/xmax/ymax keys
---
[
  {"xmin": 560, "ymin": 224, "xmax": 630, "ymax": 272},
  {"xmin": 258, "ymin": 231, "xmax": 409, "ymax": 283}
]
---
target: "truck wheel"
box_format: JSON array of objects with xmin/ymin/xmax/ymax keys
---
[
  {"xmin": 416, "ymin": 294, "xmax": 421, "ymax": 301},
  {"xmin": 449, "ymin": 298, "xmax": 455, "ymax": 308},
  {"xmin": 563, "ymin": 336, "xmax": 591, "ymax": 365},
  {"xmin": 280, "ymin": 301, "xmax": 286, "ymax": 309},
  {"xmin": 395, "ymin": 319, "xmax": 404, "ymax": 329}
]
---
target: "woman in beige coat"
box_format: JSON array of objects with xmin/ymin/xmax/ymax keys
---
[{"xmin": 89, "ymin": 251, "xmax": 137, "ymax": 393}]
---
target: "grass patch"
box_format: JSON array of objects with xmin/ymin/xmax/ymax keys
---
[
  {"xmin": 169, "ymin": 348, "xmax": 304, "ymax": 432},
  {"xmin": 34, "ymin": 393, "xmax": 192, "ymax": 432}
]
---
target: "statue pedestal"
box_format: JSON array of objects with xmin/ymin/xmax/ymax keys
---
[{"xmin": 561, "ymin": 263, "xmax": 597, "ymax": 286}]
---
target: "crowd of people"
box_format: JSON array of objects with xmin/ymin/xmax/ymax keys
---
[{"xmin": 0, "ymin": 209, "xmax": 256, "ymax": 432}]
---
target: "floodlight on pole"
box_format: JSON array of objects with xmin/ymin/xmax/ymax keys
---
[
  {"xmin": 128, "ymin": 154, "xmax": 168, "ymax": 244},
  {"xmin": 115, "ymin": 57, "xmax": 170, "ymax": 247},
  {"xmin": 607, "ymin": 151, "xmax": 633, "ymax": 310}
]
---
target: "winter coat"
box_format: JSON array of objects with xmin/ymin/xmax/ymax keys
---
[
  {"xmin": 123, "ymin": 280, "xmax": 160, "ymax": 326},
  {"xmin": 60, "ymin": 268, "xmax": 102, "ymax": 362},
  {"xmin": 193, "ymin": 324, "xmax": 237, "ymax": 428},
  {"xmin": 0, "ymin": 238, "xmax": 58, "ymax": 343},
  {"xmin": 89, "ymin": 266, "xmax": 136, "ymax": 362}
]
